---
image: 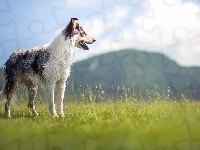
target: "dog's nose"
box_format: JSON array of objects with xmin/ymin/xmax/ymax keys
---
[{"xmin": 93, "ymin": 39, "xmax": 96, "ymax": 43}]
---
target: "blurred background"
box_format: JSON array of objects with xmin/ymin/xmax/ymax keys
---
[{"xmin": 0, "ymin": 0, "xmax": 200, "ymax": 100}]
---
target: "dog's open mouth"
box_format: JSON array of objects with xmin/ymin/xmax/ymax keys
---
[{"xmin": 79, "ymin": 41, "xmax": 89, "ymax": 50}]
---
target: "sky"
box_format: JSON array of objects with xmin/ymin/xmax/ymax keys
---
[{"xmin": 0, "ymin": 0, "xmax": 200, "ymax": 67}]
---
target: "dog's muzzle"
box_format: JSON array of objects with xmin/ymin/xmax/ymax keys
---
[{"xmin": 79, "ymin": 39, "xmax": 96, "ymax": 50}]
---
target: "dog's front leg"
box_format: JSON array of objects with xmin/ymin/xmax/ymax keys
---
[
  {"xmin": 46, "ymin": 82, "xmax": 58, "ymax": 117},
  {"xmin": 55, "ymin": 79, "xmax": 66, "ymax": 117}
]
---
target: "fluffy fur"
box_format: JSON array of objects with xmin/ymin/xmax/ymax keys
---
[{"xmin": 0, "ymin": 18, "xmax": 95, "ymax": 117}]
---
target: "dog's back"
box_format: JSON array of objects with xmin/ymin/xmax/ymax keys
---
[{"xmin": 3, "ymin": 46, "xmax": 50, "ymax": 95}]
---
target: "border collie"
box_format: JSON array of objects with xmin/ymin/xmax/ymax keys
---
[{"xmin": 0, "ymin": 18, "xmax": 95, "ymax": 117}]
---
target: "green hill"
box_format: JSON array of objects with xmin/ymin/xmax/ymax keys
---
[
  {"xmin": 69, "ymin": 49, "xmax": 200, "ymax": 100},
  {"xmin": 0, "ymin": 49, "xmax": 200, "ymax": 100}
]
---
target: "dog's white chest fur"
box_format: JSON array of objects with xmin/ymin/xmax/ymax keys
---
[{"xmin": 44, "ymin": 33, "xmax": 76, "ymax": 82}]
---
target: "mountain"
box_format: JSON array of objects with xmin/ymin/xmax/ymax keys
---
[
  {"xmin": 69, "ymin": 49, "xmax": 200, "ymax": 100},
  {"xmin": 0, "ymin": 49, "xmax": 200, "ymax": 100}
]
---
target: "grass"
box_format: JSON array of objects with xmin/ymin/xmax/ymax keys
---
[{"xmin": 0, "ymin": 100, "xmax": 200, "ymax": 150}]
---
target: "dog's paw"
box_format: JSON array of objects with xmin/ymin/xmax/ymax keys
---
[
  {"xmin": 5, "ymin": 114, "xmax": 11, "ymax": 118},
  {"xmin": 59, "ymin": 113, "xmax": 66, "ymax": 117},
  {"xmin": 33, "ymin": 111, "xmax": 39, "ymax": 117},
  {"xmin": 52, "ymin": 113, "xmax": 59, "ymax": 117}
]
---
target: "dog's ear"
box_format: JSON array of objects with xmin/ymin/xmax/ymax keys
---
[
  {"xmin": 70, "ymin": 18, "xmax": 78, "ymax": 31},
  {"xmin": 63, "ymin": 18, "xmax": 79, "ymax": 39}
]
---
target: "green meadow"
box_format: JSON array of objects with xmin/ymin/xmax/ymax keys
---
[{"xmin": 0, "ymin": 99, "xmax": 200, "ymax": 150}]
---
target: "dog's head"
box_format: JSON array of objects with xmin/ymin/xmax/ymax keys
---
[{"xmin": 63, "ymin": 18, "xmax": 96, "ymax": 50}]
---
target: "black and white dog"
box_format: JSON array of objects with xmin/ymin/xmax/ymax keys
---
[{"xmin": 0, "ymin": 18, "xmax": 95, "ymax": 117}]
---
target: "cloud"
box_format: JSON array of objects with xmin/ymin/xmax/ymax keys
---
[
  {"xmin": 67, "ymin": 0, "xmax": 100, "ymax": 8},
  {"xmin": 80, "ymin": 0, "xmax": 200, "ymax": 66},
  {"xmin": 83, "ymin": 18, "xmax": 105, "ymax": 38},
  {"xmin": 75, "ymin": 6, "xmax": 130, "ymax": 59},
  {"xmin": 133, "ymin": 0, "xmax": 200, "ymax": 66}
]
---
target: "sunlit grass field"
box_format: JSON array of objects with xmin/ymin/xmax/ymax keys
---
[{"xmin": 0, "ymin": 99, "xmax": 200, "ymax": 150}]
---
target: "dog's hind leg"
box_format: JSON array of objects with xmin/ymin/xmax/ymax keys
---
[
  {"xmin": 0, "ymin": 89, "xmax": 7, "ymax": 115},
  {"xmin": 4, "ymin": 83, "xmax": 17, "ymax": 118},
  {"xmin": 55, "ymin": 79, "xmax": 66, "ymax": 117},
  {"xmin": 24, "ymin": 78, "xmax": 38, "ymax": 116}
]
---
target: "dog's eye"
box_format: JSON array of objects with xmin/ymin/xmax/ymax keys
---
[{"xmin": 73, "ymin": 30, "xmax": 78, "ymax": 34}]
